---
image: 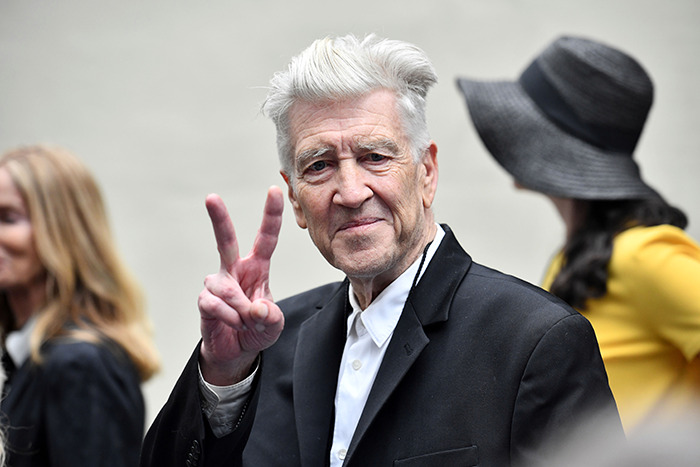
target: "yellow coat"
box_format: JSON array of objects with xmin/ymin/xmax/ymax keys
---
[{"xmin": 543, "ymin": 225, "xmax": 700, "ymax": 432}]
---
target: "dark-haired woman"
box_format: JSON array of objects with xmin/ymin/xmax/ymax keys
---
[{"xmin": 457, "ymin": 36, "xmax": 700, "ymax": 432}]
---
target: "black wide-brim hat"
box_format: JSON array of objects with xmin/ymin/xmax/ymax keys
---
[{"xmin": 457, "ymin": 36, "xmax": 661, "ymax": 200}]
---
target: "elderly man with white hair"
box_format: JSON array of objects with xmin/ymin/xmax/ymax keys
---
[{"xmin": 141, "ymin": 34, "xmax": 621, "ymax": 467}]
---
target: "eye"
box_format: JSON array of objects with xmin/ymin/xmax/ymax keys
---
[
  {"xmin": 310, "ymin": 160, "xmax": 327, "ymax": 171},
  {"xmin": 0, "ymin": 209, "xmax": 22, "ymax": 224},
  {"xmin": 367, "ymin": 153, "xmax": 386, "ymax": 162}
]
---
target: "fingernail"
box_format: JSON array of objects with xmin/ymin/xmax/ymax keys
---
[
  {"xmin": 257, "ymin": 304, "xmax": 269, "ymax": 319},
  {"xmin": 255, "ymin": 323, "xmax": 266, "ymax": 332}
]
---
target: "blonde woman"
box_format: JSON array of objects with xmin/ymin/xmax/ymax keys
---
[{"xmin": 0, "ymin": 145, "xmax": 159, "ymax": 466}]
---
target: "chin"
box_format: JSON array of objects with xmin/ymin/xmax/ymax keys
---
[{"xmin": 337, "ymin": 251, "xmax": 397, "ymax": 279}]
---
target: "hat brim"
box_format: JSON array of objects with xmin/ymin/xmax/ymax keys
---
[{"xmin": 456, "ymin": 77, "xmax": 659, "ymax": 200}]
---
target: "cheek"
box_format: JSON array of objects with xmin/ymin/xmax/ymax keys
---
[
  {"xmin": 385, "ymin": 175, "xmax": 424, "ymax": 220},
  {"xmin": 2, "ymin": 228, "xmax": 34, "ymax": 254},
  {"xmin": 296, "ymin": 188, "xmax": 329, "ymax": 221},
  {"xmin": 27, "ymin": 248, "xmax": 43, "ymax": 272},
  {"xmin": 19, "ymin": 237, "xmax": 42, "ymax": 270},
  {"xmin": 6, "ymin": 232, "xmax": 43, "ymax": 278}
]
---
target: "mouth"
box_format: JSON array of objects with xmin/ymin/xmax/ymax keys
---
[{"xmin": 336, "ymin": 217, "xmax": 382, "ymax": 233}]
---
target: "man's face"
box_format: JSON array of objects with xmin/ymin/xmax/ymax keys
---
[{"xmin": 282, "ymin": 89, "xmax": 438, "ymax": 288}]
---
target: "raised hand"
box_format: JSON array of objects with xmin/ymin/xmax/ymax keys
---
[{"xmin": 198, "ymin": 187, "xmax": 285, "ymax": 385}]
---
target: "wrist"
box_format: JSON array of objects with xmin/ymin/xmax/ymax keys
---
[{"xmin": 199, "ymin": 347, "xmax": 259, "ymax": 386}]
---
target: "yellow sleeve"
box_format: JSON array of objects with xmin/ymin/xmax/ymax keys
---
[{"xmin": 616, "ymin": 226, "xmax": 700, "ymax": 362}]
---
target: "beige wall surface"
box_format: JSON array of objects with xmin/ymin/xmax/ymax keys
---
[{"xmin": 1, "ymin": 0, "xmax": 698, "ymax": 427}]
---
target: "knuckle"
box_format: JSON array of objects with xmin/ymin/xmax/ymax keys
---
[{"xmin": 198, "ymin": 290, "xmax": 216, "ymax": 310}]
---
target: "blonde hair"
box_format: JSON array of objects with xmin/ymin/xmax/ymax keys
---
[{"xmin": 0, "ymin": 145, "xmax": 159, "ymax": 381}]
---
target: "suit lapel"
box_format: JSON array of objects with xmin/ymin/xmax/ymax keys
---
[
  {"xmin": 293, "ymin": 281, "xmax": 349, "ymax": 467},
  {"xmin": 347, "ymin": 298, "xmax": 428, "ymax": 459},
  {"xmin": 346, "ymin": 225, "xmax": 472, "ymax": 462}
]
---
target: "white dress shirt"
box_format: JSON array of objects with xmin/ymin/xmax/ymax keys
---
[
  {"xmin": 200, "ymin": 225, "xmax": 445, "ymax": 464},
  {"xmin": 5, "ymin": 314, "xmax": 38, "ymax": 369},
  {"xmin": 329, "ymin": 225, "xmax": 443, "ymax": 466},
  {"xmin": 199, "ymin": 358, "xmax": 258, "ymax": 437}
]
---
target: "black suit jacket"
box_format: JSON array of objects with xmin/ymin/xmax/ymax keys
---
[
  {"xmin": 141, "ymin": 226, "xmax": 621, "ymax": 466},
  {"xmin": 2, "ymin": 336, "xmax": 145, "ymax": 466}
]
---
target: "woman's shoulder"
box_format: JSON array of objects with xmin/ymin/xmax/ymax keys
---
[
  {"xmin": 615, "ymin": 225, "xmax": 699, "ymax": 257},
  {"xmin": 42, "ymin": 336, "xmax": 104, "ymax": 359},
  {"xmin": 612, "ymin": 225, "xmax": 700, "ymax": 279},
  {"xmin": 40, "ymin": 333, "xmax": 133, "ymax": 377},
  {"xmin": 616, "ymin": 224, "xmax": 696, "ymax": 246}
]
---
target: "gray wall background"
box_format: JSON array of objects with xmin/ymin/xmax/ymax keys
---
[{"xmin": 1, "ymin": 0, "xmax": 698, "ymax": 427}]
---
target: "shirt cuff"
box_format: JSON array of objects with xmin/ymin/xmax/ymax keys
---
[{"xmin": 198, "ymin": 357, "xmax": 258, "ymax": 438}]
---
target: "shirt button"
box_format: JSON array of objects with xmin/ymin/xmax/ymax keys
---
[
  {"xmin": 338, "ymin": 448, "xmax": 347, "ymax": 460},
  {"xmin": 352, "ymin": 359, "xmax": 362, "ymax": 371}
]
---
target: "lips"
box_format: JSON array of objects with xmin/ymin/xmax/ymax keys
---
[{"xmin": 336, "ymin": 217, "xmax": 381, "ymax": 233}]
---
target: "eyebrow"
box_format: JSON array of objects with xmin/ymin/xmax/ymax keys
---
[
  {"xmin": 355, "ymin": 137, "xmax": 400, "ymax": 155},
  {"xmin": 294, "ymin": 137, "xmax": 402, "ymax": 172},
  {"xmin": 295, "ymin": 146, "xmax": 334, "ymax": 172}
]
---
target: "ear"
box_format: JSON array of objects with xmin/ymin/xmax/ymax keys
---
[
  {"xmin": 420, "ymin": 142, "xmax": 439, "ymax": 208},
  {"xmin": 280, "ymin": 171, "xmax": 308, "ymax": 229}
]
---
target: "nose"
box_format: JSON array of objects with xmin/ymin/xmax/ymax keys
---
[{"xmin": 332, "ymin": 161, "xmax": 372, "ymax": 209}]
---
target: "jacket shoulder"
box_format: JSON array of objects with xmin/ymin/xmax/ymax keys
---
[
  {"xmin": 40, "ymin": 336, "xmax": 140, "ymax": 390},
  {"xmin": 464, "ymin": 261, "xmax": 581, "ymax": 322},
  {"xmin": 277, "ymin": 281, "xmax": 346, "ymax": 326},
  {"xmin": 42, "ymin": 335, "xmax": 129, "ymax": 366}
]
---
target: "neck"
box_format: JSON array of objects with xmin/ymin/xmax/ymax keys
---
[
  {"xmin": 350, "ymin": 222, "xmax": 436, "ymax": 310},
  {"xmin": 6, "ymin": 277, "xmax": 47, "ymax": 330},
  {"xmin": 548, "ymin": 196, "xmax": 588, "ymax": 240}
]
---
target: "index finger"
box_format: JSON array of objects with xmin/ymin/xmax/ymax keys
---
[{"xmin": 205, "ymin": 193, "xmax": 239, "ymax": 271}]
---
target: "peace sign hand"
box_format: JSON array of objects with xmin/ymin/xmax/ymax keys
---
[{"xmin": 198, "ymin": 187, "xmax": 285, "ymax": 385}]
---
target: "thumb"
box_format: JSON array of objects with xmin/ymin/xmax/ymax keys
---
[{"xmin": 250, "ymin": 298, "xmax": 284, "ymax": 334}]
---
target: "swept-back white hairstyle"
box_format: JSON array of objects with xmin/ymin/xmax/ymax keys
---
[{"xmin": 262, "ymin": 34, "xmax": 438, "ymax": 176}]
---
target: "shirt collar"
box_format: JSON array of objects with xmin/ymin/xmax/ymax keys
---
[
  {"xmin": 5, "ymin": 313, "xmax": 39, "ymax": 368},
  {"xmin": 347, "ymin": 224, "xmax": 445, "ymax": 347}
]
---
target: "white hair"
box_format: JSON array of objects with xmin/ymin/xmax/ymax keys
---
[{"xmin": 261, "ymin": 34, "xmax": 438, "ymax": 176}]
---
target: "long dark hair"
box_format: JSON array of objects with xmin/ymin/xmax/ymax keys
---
[{"xmin": 550, "ymin": 197, "xmax": 688, "ymax": 309}]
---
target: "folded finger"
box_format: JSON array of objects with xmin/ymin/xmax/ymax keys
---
[{"xmin": 198, "ymin": 288, "xmax": 247, "ymax": 331}]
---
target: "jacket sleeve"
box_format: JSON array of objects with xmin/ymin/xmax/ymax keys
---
[
  {"xmin": 140, "ymin": 343, "xmax": 260, "ymax": 467},
  {"xmin": 510, "ymin": 313, "xmax": 624, "ymax": 465}
]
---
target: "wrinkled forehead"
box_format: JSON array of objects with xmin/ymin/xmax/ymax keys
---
[{"xmin": 288, "ymin": 90, "xmax": 404, "ymax": 144}]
